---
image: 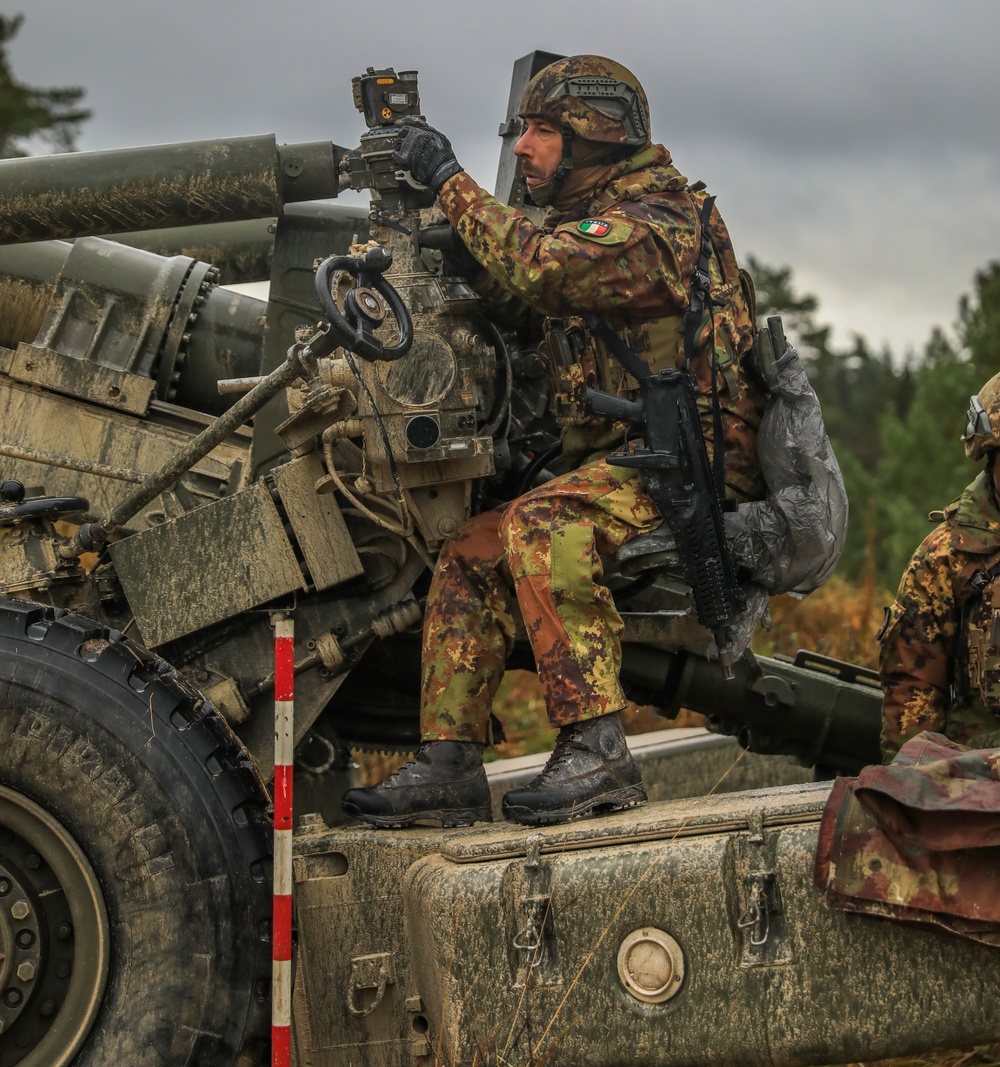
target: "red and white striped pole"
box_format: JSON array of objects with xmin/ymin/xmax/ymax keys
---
[{"xmin": 272, "ymin": 615, "xmax": 295, "ymax": 1067}]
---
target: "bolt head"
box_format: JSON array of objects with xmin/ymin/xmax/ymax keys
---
[
  {"xmin": 10, "ymin": 901, "xmax": 29, "ymax": 921},
  {"xmin": 297, "ymin": 812, "xmax": 326, "ymax": 832},
  {"xmin": 16, "ymin": 961, "xmax": 35, "ymax": 982}
]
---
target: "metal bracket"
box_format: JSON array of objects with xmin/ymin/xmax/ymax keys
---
[
  {"xmin": 508, "ymin": 834, "xmax": 562, "ymax": 988},
  {"xmin": 727, "ymin": 818, "xmax": 794, "ymax": 969},
  {"xmin": 737, "ymin": 872, "xmax": 783, "ymax": 948},
  {"xmin": 512, "ymin": 892, "xmax": 554, "ymax": 969},
  {"xmin": 347, "ymin": 952, "xmax": 396, "ymax": 1018},
  {"xmin": 11, "ymin": 343, "xmax": 156, "ymax": 416}
]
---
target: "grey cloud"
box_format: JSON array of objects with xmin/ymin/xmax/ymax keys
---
[{"xmin": 8, "ymin": 0, "xmax": 999, "ymax": 355}]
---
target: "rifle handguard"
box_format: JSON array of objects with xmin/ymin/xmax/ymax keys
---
[{"xmin": 587, "ymin": 374, "xmax": 746, "ymax": 678}]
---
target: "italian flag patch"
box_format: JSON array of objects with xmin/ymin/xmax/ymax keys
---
[{"xmin": 578, "ymin": 219, "xmax": 611, "ymax": 236}]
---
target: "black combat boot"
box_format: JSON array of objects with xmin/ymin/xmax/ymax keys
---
[
  {"xmin": 501, "ymin": 713, "xmax": 646, "ymax": 826},
  {"xmin": 341, "ymin": 741, "xmax": 493, "ymax": 829}
]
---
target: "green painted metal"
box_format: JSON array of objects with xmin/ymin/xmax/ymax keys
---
[
  {"xmin": 0, "ymin": 135, "xmax": 346, "ymax": 244},
  {"xmin": 293, "ymin": 783, "xmax": 1000, "ymax": 1066}
]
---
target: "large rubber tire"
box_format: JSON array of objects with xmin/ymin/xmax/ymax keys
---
[{"xmin": 0, "ymin": 599, "xmax": 272, "ymax": 1066}]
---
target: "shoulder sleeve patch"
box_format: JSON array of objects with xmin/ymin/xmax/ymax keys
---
[{"xmin": 558, "ymin": 217, "xmax": 634, "ymax": 245}]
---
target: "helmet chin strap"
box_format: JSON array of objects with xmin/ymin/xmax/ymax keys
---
[{"xmin": 552, "ymin": 126, "xmax": 575, "ymax": 195}]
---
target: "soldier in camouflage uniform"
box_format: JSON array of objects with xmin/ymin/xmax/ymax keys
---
[
  {"xmin": 879, "ymin": 371, "xmax": 1000, "ymax": 761},
  {"xmin": 342, "ymin": 55, "xmax": 767, "ymax": 829}
]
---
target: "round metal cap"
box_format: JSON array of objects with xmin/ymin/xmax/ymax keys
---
[{"xmin": 616, "ymin": 927, "xmax": 685, "ymax": 1004}]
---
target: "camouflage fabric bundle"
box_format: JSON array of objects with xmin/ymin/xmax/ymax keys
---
[{"xmin": 814, "ymin": 731, "xmax": 1000, "ymax": 946}]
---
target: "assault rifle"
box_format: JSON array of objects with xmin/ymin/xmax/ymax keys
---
[{"xmin": 584, "ymin": 324, "xmax": 746, "ymax": 678}]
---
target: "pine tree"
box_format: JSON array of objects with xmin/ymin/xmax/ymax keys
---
[
  {"xmin": 0, "ymin": 14, "xmax": 90, "ymax": 158},
  {"xmin": 959, "ymin": 261, "xmax": 1000, "ymax": 377}
]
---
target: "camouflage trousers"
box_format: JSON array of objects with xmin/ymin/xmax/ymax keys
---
[{"xmin": 420, "ymin": 461, "xmax": 664, "ymax": 743}]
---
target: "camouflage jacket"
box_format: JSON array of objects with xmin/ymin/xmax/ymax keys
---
[
  {"xmin": 879, "ymin": 470, "xmax": 1000, "ymax": 760},
  {"xmin": 438, "ymin": 144, "xmax": 754, "ymax": 357},
  {"xmin": 437, "ymin": 146, "xmax": 766, "ymax": 495},
  {"xmin": 815, "ymin": 730, "xmax": 1000, "ymax": 946}
]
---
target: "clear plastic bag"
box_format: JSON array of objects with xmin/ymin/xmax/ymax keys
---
[{"xmin": 726, "ymin": 333, "xmax": 848, "ymax": 595}]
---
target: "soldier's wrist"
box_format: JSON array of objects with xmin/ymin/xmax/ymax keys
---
[{"xmin": 431, "ymin": 160, "xmax": 463, "ymax": 193}]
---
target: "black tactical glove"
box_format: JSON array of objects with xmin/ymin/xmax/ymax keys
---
[{"xmin": 392, "ymin": 118, "xmax": 463, "ymax": 193}]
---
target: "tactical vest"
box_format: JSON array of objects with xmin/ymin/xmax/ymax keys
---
[
  {"xmin": 937, "ymin": 473, "xmax": 1000, "ymax": 727},
  {"xmin": 960, "ymin": 559, "xmax": 1000, "ymax": 713},
  {"xmin": 541, "ymin": 188, "xmax": 752, "ymax": 430}
]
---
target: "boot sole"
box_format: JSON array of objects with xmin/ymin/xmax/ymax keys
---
[
  {"xmin": 341, "ymin": 802, "xmax": 493, "ymax": 830},
  {"xmin": 502, "ymin": 784, "xmax": 647, "ymax": 827}
]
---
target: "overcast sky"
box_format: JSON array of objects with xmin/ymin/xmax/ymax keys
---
[{"xmin": 9, "ymin": 0, "xmax": 999, "ymax": 359}]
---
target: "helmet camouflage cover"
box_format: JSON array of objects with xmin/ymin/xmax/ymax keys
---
[
  {"xmin": 518, "ymin": 55, "xmax": 651, "ymax": 148},
  {"xmin": 963, "ymin": 371, "xmax": 1000, "ymax": 460}
]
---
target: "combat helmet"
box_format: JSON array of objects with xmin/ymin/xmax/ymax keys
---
[
  {"xmin": 518, "ymin": 55, "xmax": 651, "ymax": 150},
  {"xmin": 962, "ymin": 371, "xmax": 1000, "ymax": 460}
]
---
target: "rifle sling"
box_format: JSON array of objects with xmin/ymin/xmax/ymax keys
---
[
  {"xmin": 583, "ymin": 314, "xmax": 649, "ymax": 385},
  {"xmin": 585, "ymin": 192, "xmax": 727, "ymax": 501}
]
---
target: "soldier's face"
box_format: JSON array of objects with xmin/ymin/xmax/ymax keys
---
[{"xmin": 514, "ymin": 118, "xmax": 563, "ymax": 186}]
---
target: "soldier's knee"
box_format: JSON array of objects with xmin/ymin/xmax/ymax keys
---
[
  {"xmin": 437, "ymin": 509, "xmax": 504, "ymax": 571},
  {"xmin": 498, "ymin": 497, "xmax": 552, "ymax": 569}
]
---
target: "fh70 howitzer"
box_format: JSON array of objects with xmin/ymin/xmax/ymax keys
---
[{"xmin": 0, "ymin": 55, "xmax": 991, "ymax": 1067}]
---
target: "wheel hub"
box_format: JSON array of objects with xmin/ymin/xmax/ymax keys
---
[
  {"xmin": 0, "ymin": 786, "xmax": 109, "ymax": 1067},
  {"xmin": 0, "ymin": 859, "xmax": 43, "ymax": 1035}
]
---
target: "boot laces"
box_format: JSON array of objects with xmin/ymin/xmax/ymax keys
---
[
  {"xmin": 381, "ymin": 751, "xmax": 429, "ymax": 786},
  {"xmin": 539, "ymin": 725, "xmax": 590, "ymax": 776}
]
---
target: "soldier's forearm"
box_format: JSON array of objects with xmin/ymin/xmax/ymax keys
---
[{"xmin": 879, "ymin": 681, "xmax": 948, "ymax": 761}]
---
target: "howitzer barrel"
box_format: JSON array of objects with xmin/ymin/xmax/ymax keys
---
[
  {"xmin": 0, "ymin": 236, "xmax": 265, "ymax": 414},
  {"xmin": 0, "ymin": 240, "xmax": 68, "ymax": 348},
  {"xmin": 0, "ymin": 135, "xmax": 344, "ymax": 245},
  {"xmin": 107, "ymin": 202, "xmax": 370, "ymax": 285}
]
